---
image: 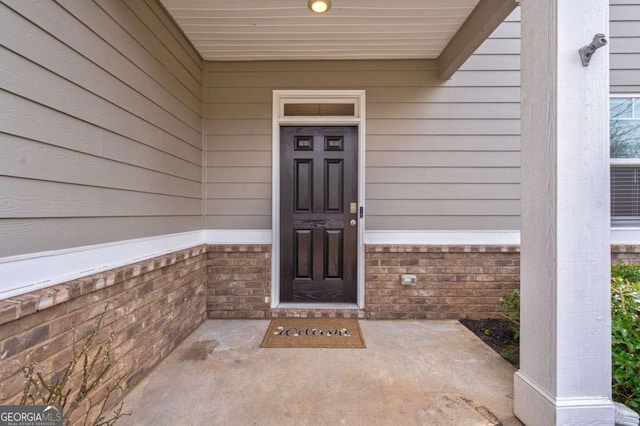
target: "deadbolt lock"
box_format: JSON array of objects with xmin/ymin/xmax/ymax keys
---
[{"xmin": 350, "ymin": 202, "xmax": 357, "ymax": 214}]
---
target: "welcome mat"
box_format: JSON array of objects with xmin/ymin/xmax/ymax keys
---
[{"xmin": 260, "ymin": 318, "xmax": 366, "ymax": 348}]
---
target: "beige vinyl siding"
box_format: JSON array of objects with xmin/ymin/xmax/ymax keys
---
[
  {"xmin": 610, "ymin": 1, "xmax": 640, "ymax": 92},
  {"xmin": 204, "ymin": 11, "xmax": 521, "ymax": 231},
  {"xmin": 0, "ymin": 0, "xmax": 203, "ymax": 257}
]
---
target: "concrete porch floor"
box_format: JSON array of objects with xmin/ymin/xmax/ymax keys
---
[{"xmin": 123, "ymin": 320, "xmax": 522, "ymax": 425}]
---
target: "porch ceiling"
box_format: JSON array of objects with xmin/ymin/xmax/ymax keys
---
[{"xmin": 160, "ymin": 0, "xmax": 518, "ymax": 79}]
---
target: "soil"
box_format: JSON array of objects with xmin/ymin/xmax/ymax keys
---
[{"xmin": 460, "ymin": 318, "xmax": 519, "ymax": 367}]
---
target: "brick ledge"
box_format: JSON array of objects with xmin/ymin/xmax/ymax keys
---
[
  {"xmin": 0, "ymin": 245, "xmax": 208, "ymax": 327},
  {"xmin": 365, "ymin": 244, "xmax": 520, "ymax": 253}
]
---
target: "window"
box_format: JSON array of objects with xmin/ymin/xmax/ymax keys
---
[{"xmin": 611, "ymin": 96, "xmax": 640, "ymax": 225}]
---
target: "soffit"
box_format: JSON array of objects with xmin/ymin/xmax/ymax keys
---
[{"xmin": 159, "ymin": 0, "xmax": 483, "ymax": 61}]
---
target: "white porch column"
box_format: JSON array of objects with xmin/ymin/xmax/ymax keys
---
[{"xmin": 515, "ymin": 0, "xmax": 614, "ymax": 425}]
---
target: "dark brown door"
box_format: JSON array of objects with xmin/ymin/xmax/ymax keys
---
[{"xmin": 280, "ymin": 126, "xmax": 358, "ymax": 303}]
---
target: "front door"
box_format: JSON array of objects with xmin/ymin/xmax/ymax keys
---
[{"xmin": 280, "ymin": 126, "xmax": 358, "ymax": 303}]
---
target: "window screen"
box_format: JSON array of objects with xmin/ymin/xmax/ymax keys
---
[{"xmin": 611, "ymin": 96, "xmax": 640, "ymax": 225}]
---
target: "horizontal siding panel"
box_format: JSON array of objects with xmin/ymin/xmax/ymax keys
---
[
  {"xmin": 489, "ymin": 21, "xmax": 520, "ymax": 38},
  {"xmin": 366, "ymin": 200, "xmax": 520, "ymax": 216},
  {"xmin": 367, "ymin": 119, "xmax": 520, "ymax": 135},
  {"xmin": 610, "ymin": 21, "xmax": 640, "ymax": 37},
  {"xmin": 124, "ymin": 0, "xmax": 202, "ymax": 77},
  {"xmin": 0, "ymin": 47, "xmax": 202, "ymax": 165},
  {"xmin": 610, "ymin": 5, "xmax": 640, "ymax": 20},
  {"xmin": 367, "ymin": 87, "xmax": 521, "ymax": 103},
  {"xmin": 0, "ymin": 216, "xmax": 202, "ymax": 258},
  {"xmin": 206, "ymin": 119, "xmax": 271, "ymax": 136},
  {"xmin": 0, "ymin": 135, "xmax": 201, "ymax": 199},
  {"xmin": 5, "ymin": 1, "xmax": 202, "ymax": 116},
  {"xmin": 609, "ymin": 38, "xmax": 640, "ymax": 54},
  {"xmin": 206, "ymin": 103, "xmax": 272, "ymax": 119},
  {"xmin": 204, "ymin": 52, "xmax": 524, "ymax": 230},
  {"xmin": 367, "ymin": 151, "xmax": 519, "ymax": 167},
  {"xmin": 610, "ymin": 54, "xmax": 640, "ymax": 70},
  {"xmin": 55, "ymin": 0, "xmax": 202, "ymax": 102},
  {"xmin": 0, "ymin": 92, "xmax": 201, "ymax": 182},
  {"xmin": 365, "ymin": 216, "xmax": 520, "ymax": 230},
  {"xmin": 205, "ymin": 216, "xmax": 270, "ymax": 229},
  {"xmin": 1, "ymin": 0, "xmax": 204, "ymax": 258},
  {"xmin": 205, "ymin": 86, "xmax": 523, "ymax": 105},
  {"xmin": 446, "ymin": 70, "xmax": 520, "ymax": 86},
  {"xmin": 458, "ymin": 55, "xmax": 520, "ymax": 71},
  {"xmin": 0, "ymin": 5, "xmax": 201, "ymax": 146},
  {"xmin": 206, "ymin": 135, "xmax": 271, "ymax": 151},
  {"xmin": 206, "ymin": 167, "xmax": 272, "ymax": 183},
  {"xmin": 610, "ymin": 0, "xmax": 638, "ymax": 5},
  {"xmin": 366, "ymin": 183, "xmax": 520, "ymax": 200},
  {"xmin": 206, "ymin": 70, "xmax": 520, "ymax": 88},
  {"xmin": 206, "ymin": 183, "xmax": 271, "ymax": 199},
  {"xmin": 1, "ymin": 177, "xmax": 201, "ymax": 218},
  {"xmin": 366, "ymin": 167, "xmax": 520, "ymax": 183},
  {"xmin": 143, "ymin": 0, "xmax": 202, "ymax": 64},
  {"xmin": 611, "ymin": 70, "xmax": 640, "ymax": 86},
  {"xmin": 206, "ymin": 200, "xmax": 271, "ymax": 216},
  {"xmin": 367, "ymin": 135, "xmax": 520, "ymax": 151},
  {"xmin": 474, "ymin": 39, "xmax": 520, "ymax": 55},
  {"xmin": 368, "ymin": 103, "xmax": 520, "ymax": 119},
  {"xmin": 92, "ymin": 0, "xmax": 202, "ymax": 85},
  {"xmin": 206, "ymin": 152, "xmax": 271, "ymax": 167},
  {"xmin": 206, "ymin": 87, "xmax": 273, "ymax": 103}
]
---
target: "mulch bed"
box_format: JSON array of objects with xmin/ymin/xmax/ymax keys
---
[{"xmin": 460, "ymin": 318, "xmax": 518, "ymax": 367}]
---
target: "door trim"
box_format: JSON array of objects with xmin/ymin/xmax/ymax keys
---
[{"xmin": 271, "ymin": 90, "xmax": 366, "ymax": 309}]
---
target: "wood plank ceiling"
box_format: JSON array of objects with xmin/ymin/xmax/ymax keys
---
[{"xmin": 159, "ymin": 0, "xmax": 482, "ymax": 61}]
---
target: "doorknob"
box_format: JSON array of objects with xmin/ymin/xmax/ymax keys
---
[{"xmin": 349, "ymin": 219, "xmax": 357, "ymax": 227}]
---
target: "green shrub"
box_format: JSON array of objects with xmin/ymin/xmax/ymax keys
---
[
  {"xmin": 499, "ymin": 289, "xmax": 520, "ymax": 365},
  {"xmin": 611, "ymin": 264, "xmax": 640, "ymax": 411},
  {"xmin": 500, "ymin": 289, "xmax": 520, "ymax": 341},
  {"xmin": 501, "ymin": 269, "xmax": 640, "ymax": 411}
]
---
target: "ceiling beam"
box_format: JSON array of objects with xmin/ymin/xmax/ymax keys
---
[{"xmin": 437, "ymin": 0, "xmax": 519, "ymax": 80}]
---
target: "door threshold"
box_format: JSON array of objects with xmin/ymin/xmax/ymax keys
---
[{"xmin": 276, "ymin": 303, "xmax": 361, "ymax": 310}]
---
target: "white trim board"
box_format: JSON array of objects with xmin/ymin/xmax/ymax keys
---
[
  {"xmin": 203, "ymin": 230, "xmax": 272, "ymax": 244},
  {"xmin": 367, "ymin": 229, "xmax": 639, "ymax": 245},
  {"xmin": 0, "ymin": 231, "xmax": 204, "ymax": 301},
  {"xmin": 611, "ymin": 228, "xmax": 640, "ymax": 244},
  {"xmin": 365, "ymin": 231, "xmax": 521, "ymax": 245}
]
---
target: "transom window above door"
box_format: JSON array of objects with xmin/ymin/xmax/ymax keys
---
[{"xmin": 610, "ymin": 95, "xmax": 640, "ymax": 225}]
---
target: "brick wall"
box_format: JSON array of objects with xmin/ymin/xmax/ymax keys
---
[
  {"xmin": 205, "ymin": 244, "xmax": 520, "ymax": 320},
  {"xmin": 366, "ymin": 245, "xmax": 520, "ymax": 320},
  {"xmin": 207, "ymin": 245, "xmax": 272, "ymax": 319},
  {"xmin": 612, "ymin": 245, "xmax": 640, "ymax": 265},
  {"xmin": 0, "ymin": 246, "xmax": 207, "ymax": 424}
]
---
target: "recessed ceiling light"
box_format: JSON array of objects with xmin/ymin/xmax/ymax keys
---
[{"xmin": 308, "ymin": 0, "xmax": 331, "ymax": 14}]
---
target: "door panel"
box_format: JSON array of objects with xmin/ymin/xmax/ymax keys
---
[
  {"xmin": 280, "ymin": 126, "xmax": 358, "ymax": 303},
  {"xmin": 295, "ymin": 160, "xmax": 313, "ymax": 212}
]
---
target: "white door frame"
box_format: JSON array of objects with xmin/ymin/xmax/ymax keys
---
[{"xmin": 271, "ymin": 90, "xmax": 366, "ymax": 308}]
